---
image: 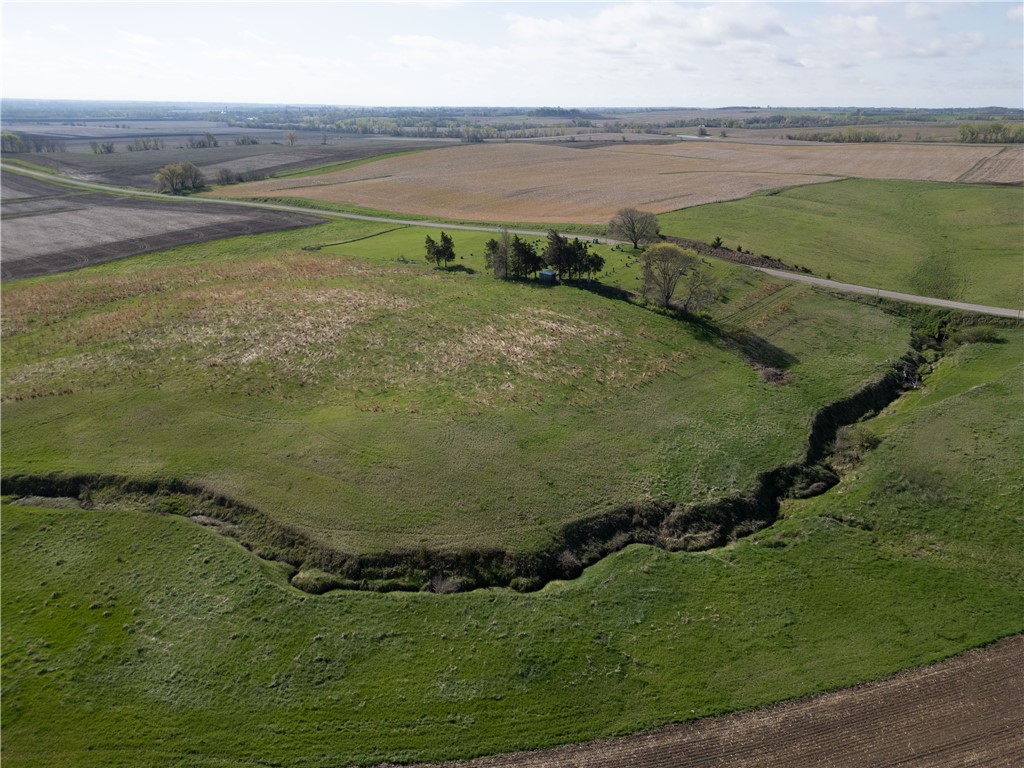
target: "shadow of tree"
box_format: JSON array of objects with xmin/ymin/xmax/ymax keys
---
[
  {"xmin": 722, "ymin": 328, "xmax": 799, "ymax": 369},
  {"xmin": 543, "ymin": 278, "xmax": 799, "ymax": 370}
]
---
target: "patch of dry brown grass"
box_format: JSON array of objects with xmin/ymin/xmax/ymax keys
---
[{"xmin": 0, "ymin": 253, "xmax": 416, "ymax": 338}]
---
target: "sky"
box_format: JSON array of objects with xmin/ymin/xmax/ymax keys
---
[{"xmin": 1, "ymin": 1, "xmax": 1022, "ymax": 109}]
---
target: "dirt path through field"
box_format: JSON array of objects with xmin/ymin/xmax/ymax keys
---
[
  {"xmin": 4, "ymin": 163, "xmax": 1020, "ymax": 319},
  {"xmin": 376, "ymin": 635, "xmax": 1022, "ymax": 768}
]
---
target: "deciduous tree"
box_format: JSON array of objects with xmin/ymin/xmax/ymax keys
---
[
  {"xmin": 608, "ymin": 208, "xmax": 660, "ymax": 249},
  {"xmin": 641, "ymin": 243, "xmax": 697, "ymax": 307},
  {"xmin": 676, "ymin": 265, "xmax": 724, "ymax": 314},
  {"xmin": 155, "ymin": 161, "xmax": 206, "ymax": 193}
]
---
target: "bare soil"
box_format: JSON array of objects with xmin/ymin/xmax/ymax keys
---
[
  {"xmin": 220, "ymin": 140, "xmax": 1021, "ymax": 225},
  {"xmin": 381, "ymin": 635, "xmax": 1023, "ymax": 768},
  {"xmin": 4, "ymin": 130, "xmax": 455, "ymax": 189},
  {"xmin": 0, "ymin": 173, "xmax": 323, "ymax": 281}
]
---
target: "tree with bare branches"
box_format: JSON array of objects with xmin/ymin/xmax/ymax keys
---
[
  {"xmin": 608, "ymin": 207, "xmax": 660, "ymax": 249},
  {"xmin": 641, "ymin": 243, "xmax": 697, "ymax": 307}
]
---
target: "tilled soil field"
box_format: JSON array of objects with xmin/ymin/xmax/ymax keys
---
[
  {"xmin": 220, "ymin": 140, "xmax": 1023, "ymax": 224},
  {"xmin": 385, "ymin": 635, "xmax": 1022, "ymax": 768},
  {"xmin": 4, "ymin": 133, "xmax": 455, "ymax": 189},
  {"xmin": 0, "ymin": 173, "xmax": 324, "ymax": 281}
]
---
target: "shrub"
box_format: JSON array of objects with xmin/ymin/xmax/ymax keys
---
[
  {"xmin": 831, "ymin": 424, "xmax": 881, "ymax": 469},
  {"xmin": 155, "ymin": 161, "xmax": 206, "ymax": 194},
  {"xmin": 953, "ymin": 327, "xmax": 1004, "ymax": 345}
]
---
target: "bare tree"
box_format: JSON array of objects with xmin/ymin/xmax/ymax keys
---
[
  {"xmin": 284, "ymin": 130, "xmax": 299, "ymax": 146},
  {"xmin": 608, "ymin": 208, "xmax": 660, "ymax": 249},
  {"xmin": 676, "ymin": 266, "xmax": 724, "ymax": 313},
  {"xmin": 641, "ymin": 243, "xmax": 697, "ymax": 307}
]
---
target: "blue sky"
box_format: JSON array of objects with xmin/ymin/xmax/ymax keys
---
[{"xmin": 2, "ymin": 1, "xmax": 1022, "ymax": 108}]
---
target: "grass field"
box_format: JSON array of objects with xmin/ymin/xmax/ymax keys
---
[
  {"xmin": 3, "ymin": 147, "xmax": 1022, "ymax": 767},
  {"xmin": 3, "ymin": 324, "xmax": 1020, "ymax": 767},
  {"xmin": 215, "ymin": 140, "xmax": 1022, "ymax": 224},
  {"xmin": 659, "ymin": 178, "xmax": 1024, "ymax": 309},
  {"xmin": 1, "ymin": 221, "xmax": 909, "ymax": 556}
]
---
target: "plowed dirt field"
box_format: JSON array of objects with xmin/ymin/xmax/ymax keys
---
[
  {"xmin": 383, "ymin": 635, "xmax": 1022, "ymax": 768},
  {"xmin": 1, "ymin": 173, "xmax": 323, "ymax": 281},
  {"xmin": 220, "ymin": 140, "xmax": 1023, "ymax": 224}
]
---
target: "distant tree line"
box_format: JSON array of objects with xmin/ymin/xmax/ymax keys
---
[
  {"xmin": 785, "ymin": 128, "xmax": 900, "ymax": 143},
  {"xmin": 215, "ymin": 168, "xmax": 268, "ymax": 185},
  {"xmin": 1, "ymin": 132, "xmax": 66, "ymax": 153},
  {"xmin": 956, "ymin": 122, "xmax": 1024, "ymax": 143},
  {"xmin": 126, "ymin": 137, "xmax": 164, "ymax": 151},
  {"xmin": 185, "ymin": 132, "xmax": 219, "ymax": 149}
]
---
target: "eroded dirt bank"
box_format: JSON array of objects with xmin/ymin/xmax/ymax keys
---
[{"xmin": 2, "ymin": 356, "xmax": 919, "ymax": 594}]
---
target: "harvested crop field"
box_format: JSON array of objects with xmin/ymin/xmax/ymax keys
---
[
  {"xmin": 4, "ymin": 128, "xmax": 455, "ymax": 189},
  {"xmin": 0, "ymin": 172, "xmax": 324, "ymax": 280},
  {"xmin": 218, "ymin": 140, "xmax": 1023, "ymax": 224},
  {"xmin": 393, "ymin": 635, "xmax": 1023, "ymax": 768}
]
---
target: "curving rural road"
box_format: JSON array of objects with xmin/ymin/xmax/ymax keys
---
[{"xmin": 3, "ymin": 163, "xmax": 1021, "ymax": 319}]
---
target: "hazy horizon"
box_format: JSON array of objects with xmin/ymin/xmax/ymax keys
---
[{"xmin": 3, "ymin": 98, "xmax": 1022, "ymax": 112}]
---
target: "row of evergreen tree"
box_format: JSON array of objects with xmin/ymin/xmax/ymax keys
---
[
  {"xmin": 482, "ymin": 230, "xmax": 605, "ymax": 281},
  {"xmin": 426, "ymin": 230, "xmax": 605, "ymax": 281}
]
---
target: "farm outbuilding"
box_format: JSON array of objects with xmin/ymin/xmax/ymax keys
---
[{"xmin": 539, "ymin": 269, "xmax": 557, "ymax": 284}]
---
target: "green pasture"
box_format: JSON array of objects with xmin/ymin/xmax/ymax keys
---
[
  {"xmin": 3, "ymin": 327, "xmax": 1021, "ymax": 767},
  {"xmin": 1, "ymin": 221, "xmax": 907, "ymax": 555},
  {"xmin": 658, "ymin": 179, "xmax": 1024, "ymax": 309}
]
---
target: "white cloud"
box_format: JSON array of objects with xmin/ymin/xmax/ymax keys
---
[
  {"xmin": 0, "ymin": 1, "xmax": 1019, "ymax": 108},
  {"xmin": 239, "ymin": 29, "xmax": 273, "ymax": 45}
]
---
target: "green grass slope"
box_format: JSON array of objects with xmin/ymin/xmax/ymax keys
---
[
  {"xmin": 2, "ymin": 222, "xmax": 908, "ymax": 556},
  {"xmin": 658, "ymin": 179, "xmax": 1024, "ymax": 309},
  {"xmin": 3, "ymin": 328, "xmax": 1021, "ymax": 767}
]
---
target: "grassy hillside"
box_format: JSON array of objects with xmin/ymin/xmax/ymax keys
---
[
  {"xmin": 658, "ymin": 179, "xmax": 1024, "ymax": 309},
  {"xmin": 2, "ymin": 222, "xmax": 908, "ymax": 557},
  {"xmin": 3, "ymin": 327, "xmax": 1020, "ymax": 767}
]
